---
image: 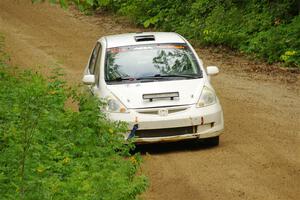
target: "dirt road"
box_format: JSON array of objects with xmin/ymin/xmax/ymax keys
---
[{"xmin": 0, "ymin": 1, "xmax": 299, "ymax": 199}]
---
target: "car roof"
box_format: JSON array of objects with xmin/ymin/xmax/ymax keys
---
[{"xmin": 102, "ymin": 32, "xmax": 186, "ymax": 48}]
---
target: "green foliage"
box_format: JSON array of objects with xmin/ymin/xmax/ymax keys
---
[
  {"xmin": 0, "ymin": 38, "xmax": 147, "ymax": 200},
  {"xmin": 243, "ymin": 15, "xmax": 300, "ymax": 66},
  {"xmin": 46, "ymin": 0, "xmax": 300, "ymax": 68}
]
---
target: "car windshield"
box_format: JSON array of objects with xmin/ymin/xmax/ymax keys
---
[{"xmin": 105, "ymin": 43, "xmax": 202, "ymax": 83}]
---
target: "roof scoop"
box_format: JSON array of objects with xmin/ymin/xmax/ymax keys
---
[{"xmin": 134, "ymin": 35, "xmax": 155, "ymax": 42}]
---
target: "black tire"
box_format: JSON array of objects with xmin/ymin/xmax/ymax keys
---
[{"xmin": 204, "ymin": 136, "xmax": 219, "ymax": 147}]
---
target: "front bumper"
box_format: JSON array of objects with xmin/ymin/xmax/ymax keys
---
[{"xmin": 108, "ymin": 103, "xmax": 224, "ymax": 143}]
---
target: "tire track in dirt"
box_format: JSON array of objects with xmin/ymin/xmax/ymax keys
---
[{"xmin": 0, "ymin": 1, "xmax": 299, "ymax": 199}]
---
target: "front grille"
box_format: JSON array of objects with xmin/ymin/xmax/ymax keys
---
[
  {"xmin": 137, "ymin": 107, "xmax": 188, "ymax": 115},
  {"xmin": 135, "ymin": 126, "xmax": 197, "ymax": 138},
  {"xmin": 136, "ymin": 106, "xmax": 190, "ymax": 115}
]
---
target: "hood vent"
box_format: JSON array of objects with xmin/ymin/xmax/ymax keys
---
[
  {"xmin": 134, "ymin": 35, "xmax": 155, "ymax": 42},
  {"xmin": 143, "ymin": 92, "xmax": 179, "ymax": 102}
]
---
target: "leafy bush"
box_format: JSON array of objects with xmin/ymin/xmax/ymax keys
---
[
  {"xmin": 0, "ymin": 37, "xmax": 147, "ymax": 200},
  {"xmin": 40, "ymin": 0, "xmax": 299, "ymax": 68},
  {"xmin": 243, "ymin": 15, "xmax": 300, "ymax": 66}
]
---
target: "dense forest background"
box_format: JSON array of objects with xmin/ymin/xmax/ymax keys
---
[{"xmin": 41, "ymin": 0, "xmax": 300, "ymax": 68}]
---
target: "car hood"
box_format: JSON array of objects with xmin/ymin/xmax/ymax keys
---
[{"xmin": 106, "ymin": 79, "xmax": 204, "ymax": 109}]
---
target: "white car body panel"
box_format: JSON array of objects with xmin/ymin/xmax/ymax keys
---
[
  {"xmin": 107, "ymin": 79, "xmax": 204, "ymax": 109},
  {"xmin": 104, "ymin": 32, "xmax": 186, "ymax": 48}
]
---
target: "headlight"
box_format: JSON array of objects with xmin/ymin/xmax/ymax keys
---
[
  {"xmin": 197, "ymin": 86, "xmax": 216, "ymax": 107},
  {"xmin": 106, "ymin": 98, "xmax": 128, "ymax": 113}
]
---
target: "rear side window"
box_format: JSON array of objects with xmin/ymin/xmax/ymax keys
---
[{"xmin": 89, "ymin": 43, "xmax": 101, "ymax": 74}]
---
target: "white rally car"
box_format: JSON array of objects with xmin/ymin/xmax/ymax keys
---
[{"xmin": 82, "ymin": 32, "xmax": 224, "ymax": 145}]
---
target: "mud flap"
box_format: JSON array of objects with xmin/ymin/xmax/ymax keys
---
[{"xmin": 127, "ymin": 124, "xmax": 139, "ymax": 140}]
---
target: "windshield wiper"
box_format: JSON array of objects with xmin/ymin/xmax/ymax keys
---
[
  {"xmin": 136, "ymin": 76, "xmax": 163, "ymax": 80},
  {"xmin": 152, "ymin": 74, "xmax": 202, "ymax": 79},
  {"xmin": 107, "ymin": 74, "xmax": 201, "ymax": 82},
  {"xmin": 106, "ymin": 77, "xmax": 136, "ymax": 82}
]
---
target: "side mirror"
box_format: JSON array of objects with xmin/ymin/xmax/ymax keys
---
[
  {"xmin": 82, "ymin": 74, "xmax": 95, "ymax": 85},
  {"xmin": 207, "ymin": 66, "xmax": 219, "ymax": 76}
]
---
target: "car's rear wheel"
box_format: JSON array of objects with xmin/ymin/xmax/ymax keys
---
[{"xmin": 204, "ymin": 136, "xmax": 219, "ymax": 146}]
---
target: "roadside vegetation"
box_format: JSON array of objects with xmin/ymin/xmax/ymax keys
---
[
  {"xmin": 35, "ymin": 0, "xmax": 300, "ymax": 68},
  {"xmin": 0, "ymin": 35, "xmax": 147, "ymax": 200}
]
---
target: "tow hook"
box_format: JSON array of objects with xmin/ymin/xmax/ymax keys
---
[{"xmin": 127, "ymin": 124, "xmax": 139, "ymax": 140}]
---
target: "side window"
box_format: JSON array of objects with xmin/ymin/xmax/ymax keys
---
[
  {"xmin": 88, "ymin": 43, "xmax": 100, "ymax": 74},
  {"xmin": 94, "ymin": 45, "xmax": 102, "ymax": 86}
]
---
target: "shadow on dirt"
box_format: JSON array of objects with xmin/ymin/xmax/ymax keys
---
[{"xmin": 133, "ymin": 139, "xmax": 218, "ymax": 155}]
